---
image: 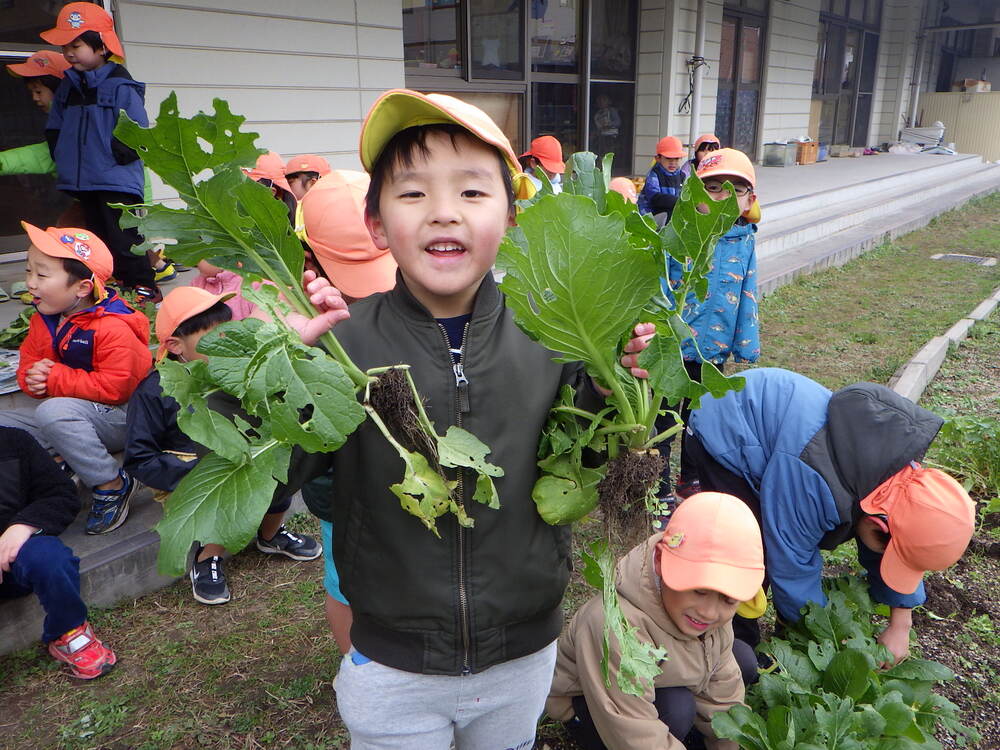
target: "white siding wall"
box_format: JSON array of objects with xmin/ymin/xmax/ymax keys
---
[
  {"xmin": 116, "ymin": 0, "xmax": 404, "ymax": 200},
  {"xmin": 870, "ymin": 0, "xmax": 926, "ymax": 144},
  {"xmin": 758, "ymin": 0, "xmax": 819, "ymax": 151}
]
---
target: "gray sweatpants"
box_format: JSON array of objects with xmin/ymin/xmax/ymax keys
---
[
  {"xmin": 0, "ymin": 398, "xmax": 126, "ymax": 487},
  {"xmin": 334, "ymin": 641, "xmax": 557, "ymax": 750}
]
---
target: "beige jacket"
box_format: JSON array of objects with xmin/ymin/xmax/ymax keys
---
[{"xmin": 546, "ymin": 534, "xmax": 742, "ymax": 750}]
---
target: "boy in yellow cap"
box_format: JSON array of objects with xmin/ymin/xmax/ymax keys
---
[
  {"xmin": 0, "ymin": 223, "xmax": 150, "ymax": 536},
  {"xmin": 40, "ymin": 2, "xmax": 158, "ymax": 300},
  {"xmin": 313, "ymin": 89, "xmax": 653, "ymax": 748},
  {"xmin": 547, "ymin": 492, "xmax": 765, "ymax": 750},
  {"xmin": 123, "ymin": 287, "xmax": 321, "ymax": 605}
]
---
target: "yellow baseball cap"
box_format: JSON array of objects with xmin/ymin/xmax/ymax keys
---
[{"xmin": 359, "ymin": 89, "xmax": 534, "ymax": 199}]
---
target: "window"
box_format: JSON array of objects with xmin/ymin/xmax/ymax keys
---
[
  {"xmin": 403, "ymin": 0, "xmax": 462, "ymax": 74},
  {"xmin": 590, "ymin": 0, "xmax": 636, "ymax": 80},
  {"xmin": 530, "ymin": 0, "xmax": 580, "ymax": 74},
  {"xmin": 589, "ymin": 82, "xmax": 634, "ymax": 175},
  {"xmin": 468, "ymin": 0, "xmax": 523, "ymax": 79},
  {"xmin": 531, "ymin": 82, "xmax": 579, "ymax": 154}
]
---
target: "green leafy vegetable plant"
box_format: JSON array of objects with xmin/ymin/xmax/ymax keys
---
[
  {"xmin": 712, "ymin": 575, "xmax": 979, "ymax": 749},
  {"xmin": 0, "ymin": 307, "xmax": 35, "ymax": 349},
  {"xmin": 927, "ymin": 411, "xmax": 1000, "ymax": 529},
  {"xmin": 114, "ymin": 94, "xmax": 504, "ymax": 575}
]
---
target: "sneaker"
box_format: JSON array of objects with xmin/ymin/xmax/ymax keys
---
[
  {"xmin": 674, "ymin": 477, "xmax": 701, "ymax": 499},
  {"xmin": 86, "ymin": 471, "xmax": 137, "ymax": 534},
  {"xmin": 190, "ymin": 551, "xmax": 231, "ymax": 605},
  {"xmin": 133, "ymin": 285, "xmax": 163, "ymax": 305},
  {"xmin": 153, "ymin": 263, "xmax": 178, "ymax": 283},
  {"xmin": 48, "ymin": 622, "xmax": 117, "ymax": 679},
  {"xmin": 256, "ymin": 525, "xmax": 322, "ymax": 561}
]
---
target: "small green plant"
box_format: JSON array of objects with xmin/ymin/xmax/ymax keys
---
[
  {"xmin": 927, "ymin": 411, "xmax": 1000, "ymax": 528},
  {"xmin": 0, "ymin": 307, "xmax": 34, "ymax": 349},
  {"xmin": 712, "ymin": 576, "xmax": 979, "ymax": 749}
]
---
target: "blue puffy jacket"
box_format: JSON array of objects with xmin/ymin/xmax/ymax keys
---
[
  {"xmin": 689, "ymin": 368, "xmax": 943, "ymax": 621},
  {"xmin": 45, "ymin": 62, "xmax": 147, "ymax": 197},
  {"xmin": 662, "ymin": 220, "xmax": 759, "ymax": 364}
]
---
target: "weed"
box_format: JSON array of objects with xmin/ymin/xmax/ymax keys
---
[
  {"xmin": 59, "ymin": 695, "xmax": 131, "ymax": 748},
  {"xmin": 965, "ymin": 615, "xmax": 1000, "ymax": 646}
]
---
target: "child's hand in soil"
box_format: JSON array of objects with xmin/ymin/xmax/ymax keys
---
[{"xmin": 877, "ymin": 607, "xmax": 913, "ymax": 666}]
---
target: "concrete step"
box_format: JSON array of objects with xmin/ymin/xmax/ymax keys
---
[
  {"xmin": 756, "ymin": 155, "xmax": 986, "ymax": 261},
  {"xmin": 758, "ymin": 164, "xmax": 1000, "ymax": 294}
]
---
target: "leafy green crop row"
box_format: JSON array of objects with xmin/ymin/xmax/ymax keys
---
[
  {"xmin": 712, "ymin": 576, "xmax": 979, "ymax": 749},
  {"xmin": 928, "ymin": 413, "xmax": 1000, "ymax": 527}
]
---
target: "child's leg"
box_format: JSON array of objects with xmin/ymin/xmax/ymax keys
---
[
  {"xmin": 3, "ymin": 535, "xmax": 87, "ymax": 643},
  {"xmin": 319, "ymin": 520, "xmax": 352, "ymax": 652},
  {"xmin": 75, "ymin": 191, "xmax": 156, "ymax": 290},
  {"xmin": 565, "ymin": 685, "xmax": 695, "ymax": 750},
  {"xmin": 450, "ymin": 641, "xmax": 557, "ymax": 749},
  {"xmin": 35, "ymin": 398, "xmax": 126, "ymax": 489},
  {"xmin": 255, "ymin": 492, "xmax": 321, "ymax": 561}
]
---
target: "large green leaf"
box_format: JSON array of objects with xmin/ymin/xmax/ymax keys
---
[
  {"xmin": 497, "ymin": 194, "xmax": 661, "ymax": 371},
  {"xmin": 581, "ymin": 541, "xmax": 668, "ymax": 697},
  {"xmin": 711, "ymin": 705, "xmax": 772, "ymax": 750},
  {"xmin": 154, "ymin": 443, "xmax": 290, "ymax": 576},
  {"xmin": 822, "ymin": 648, "xmax": 873, "ymax": 700}
]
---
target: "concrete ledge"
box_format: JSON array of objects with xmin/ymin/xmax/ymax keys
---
[
  {"xmin": 944, "ymin": 318, "xmax": 976, "ymax": 346},
  {"xmin": 968, "ymin": 297, "xmax": 999, "ymax": 321},
  {"xmin": 891, "ymin": 362, "xmax": 930, "ymax": 403}
]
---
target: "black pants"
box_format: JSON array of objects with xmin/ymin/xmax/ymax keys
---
[
  {"xmin": 72, "ymin": 190, "xmax": 155, "ymax": 290},
  {"xmin": 685, "ymin": 431, "xmax": 767, "ymax": 648},
  {"xmin": 564, "ymin": 639, "xmax": 759, "ymax": 750},
  {"xmin": 654, "ymin": 360, "xmax": 721, "ymax": 492}
]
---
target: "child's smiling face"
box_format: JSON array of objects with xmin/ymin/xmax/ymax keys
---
[
  {"xmin": 366, "ymin": 130, "xmax": 514, "ymax": 318},
  {"xmin": 659, "ymin": 583, "xmax": 740, "ymax": 637},
  {"xmin": 25, "ymin": 246, "xmax": 93, "ymax": 317}
]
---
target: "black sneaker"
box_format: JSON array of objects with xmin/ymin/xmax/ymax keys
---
[
  {"xmin": 190, "ymin": 552, "xmax": 230, "ymax": 605},
  {"xmin": 86, "ymin": 471, "xmax": 137, "ymax": 534},
  {"xmin": 256, "ymin": 526, "xmax": 322, "ymax": 561}
]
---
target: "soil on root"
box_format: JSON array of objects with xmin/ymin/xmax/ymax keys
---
[
  {"xmin": 597, "ymin": 450, "xmax": 665, "ymax": 544},
  {"xmin": 368, "ymin": 367, "xmax": 439, "ymax": 466}
]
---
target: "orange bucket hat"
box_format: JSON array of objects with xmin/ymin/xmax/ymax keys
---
[
  {"xmin": 6, "ymin": 50, "xmax": 71, "ymax": 79},
  {"xmin": 608, "ymin": 177, "xmax": 638, "ymax": 204},
  {"xmin": 154, "ymin": 287, "xmax": 235, "ymax": 361},
  {"xmin": 40, "ymin": 2, "xmax": 125, "ymax": 61},
  {"xmin": 285, "ymin": 154, "xmax": 331, "ymax": 177},
  {"xmin": 520, "ymin": 135, "xmax": 566, "ymax": 175},
  {"xmin": 22, "ymin": 222, "xmax": 113, "ymax": 302},
  {"xmin": 693, "ymin": 134, "xmax": 721, "ymax": 152},
  {"xmin": 655, "ymin": 136, "xmax": 686, "ymax": 159},
  {"xmin": 859, "ymin": 463, "xmax": 975, "ymax": 595},
  {"xmin": 696, "ymin": 147, "xmax": 756, "ymax": 189},
  {"xmin": 657, "ymin": 492, "xmax": 765, "ymax": 602},
  {"xmin": 360, "ymin": 89, "xmax": 535, "ymax": 200},
  {"xmin": 245, "ymin": 151, "xmax": 292, "ymax": 194},
  {"xmin": 299, "ymin": 170, "xmax": 397, "ymax": 299}
]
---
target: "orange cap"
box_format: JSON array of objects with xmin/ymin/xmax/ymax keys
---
[
  {"xmin": 608, "ymin": 177, "xmax": 637, "ymax": 203},
  {"xmin": 6, "ymin": 50, "xmax": 71, "ymax": 79},
  {"xmin": 655, "ymin": 136, "xmax": 686, "ymax": 159},
  {"xmin": 520, "ymin": 135, "xmax": 566, "ymax": 175},
  {"xmin": 361, "ymin": 89, "xmax": 521, "ymax": 176},
  {"xmin": 40, "ymin": 2, "xmax": 125, "ymax": 61},
  {"xmin": 154, "ymin": 286, "xmax": 235, "ymax": 361},
  {"xmin": 300, "ymin": 170, "xmax": 397, "ymax": 299},
  {"xmin": 285, "ymin": 154, "xmax": 331, "ymax": 177},
  {"xmin": 696, "ymin": 148, "xmax": 756, "ymax": 189},
  {"xmin": 859, "ymin": 464, "xmax": 975, "ymax": 595},
  {"xmin": 22, "ymin": 222, "xmax": 112, "ymax": 301},
  {"xmin": 693, "ymin": 134, "xmax": 721, "ymax": 152},
  {"xmin": 245, "ymin": 151, "xmax": 292, "ymax": 194},
  {"xmin": 657, "ymin": 492, "xmax": 765, "ymax": 602}
]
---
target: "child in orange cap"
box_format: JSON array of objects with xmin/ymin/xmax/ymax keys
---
[
  {"xmin": 520, "ymin": 134, "xmax": 566, "ymax": 192},
  {"xmin": 41, "ymin": 2, "xmax": 157, "ymax": 299},
  {"xmin": 547, "ymin": 492, "xmax": 765, "ymax": 750},
  {"xmin": 2, "ymin": 51, "xmax": 71, "ymax": 177},
  {"xmin": 123, "ymin": 287, "xmax": 321, "ymax": 606},
  {"xmin": 686, "ymin": 367, "xmax": 975, "ymax": 664},
  {"xmin": 0, "ymin": 426, "xmax": 117, "ymax": 679},
  {"xmin": 311, "ymin": 89, "xmax": 652, "ymax": 749},
  {"xmin": 657, "ymin": 147, "xmax": 760, "ymax": 502},
  {"xmin": 0, "ymin": 223, "xmax": 150, "ymax": 536},
  {"xmin": 638, "ymin": 135, "xmax": 690, "ymax": 217},
  {"xmin": 687, "ymin": 133, "xmax": 721, "ymax": 173},
  {"xmin": 285, "ymin": 153, "xmax": 332, "ymax": 201}
]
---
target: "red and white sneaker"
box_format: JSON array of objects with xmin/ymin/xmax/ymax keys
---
[{"xmin": 47, "ymin": 622, "xmax": 117, "ymax": 679}]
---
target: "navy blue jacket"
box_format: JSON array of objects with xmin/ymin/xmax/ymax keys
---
[
  {"xmin": 0, "ymin": 427, "xmax": 79, "ymax": 536},
  {"xmin": 638, "ymin": 162, "xmax": 690, "ymax": 215},
  {"xmin": 689, "ymin": 368, "xmax": 943, "ymax": 621},
  {"xmin": 45, "ymin": 62, "xmax": 147, "ymax": 197}
]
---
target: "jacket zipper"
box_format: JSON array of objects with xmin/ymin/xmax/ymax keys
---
[{"xmin": 437, "ymin": 320, "xmax": 472, "ymax": 674}]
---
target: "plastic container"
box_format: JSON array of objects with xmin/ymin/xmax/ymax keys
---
[
  {"xmin": 817, "ymin": 144, "xmax": 828, "ymax": 161},
  {"xmin": 762, "ymin": 143, "xmax": 795, "ymax": 167}
]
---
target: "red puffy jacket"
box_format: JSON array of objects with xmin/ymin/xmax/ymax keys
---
[{"xmin": 17, "ymin": 293, "xmax": 151, "ymax": 405}]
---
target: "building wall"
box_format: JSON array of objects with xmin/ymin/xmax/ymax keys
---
[
  {"xmin": 870, "ymin": 0, "xmax": 927, "ymax": 145},
  {"xmin": 919, "ymin": 91, "xmax": 1000, "ymax": 160},
  {"xmin": 758, "ymin": 0, "xmax": 819, "ymax": 150},
  {"xmin": 115, "ymin": 0, "xmax": 405, "ymax": 200}
]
